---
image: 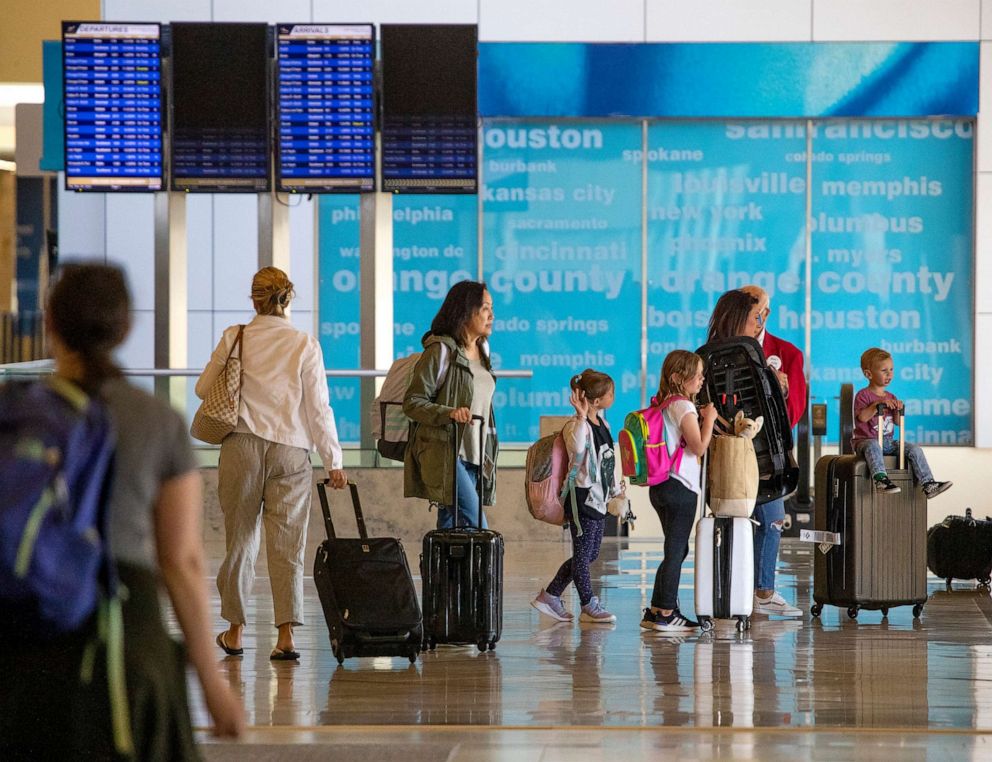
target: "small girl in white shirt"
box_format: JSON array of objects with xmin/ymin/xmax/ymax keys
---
[{"xmin": 639, "ymin": 350, "xmax": 717, "ymax": 633}]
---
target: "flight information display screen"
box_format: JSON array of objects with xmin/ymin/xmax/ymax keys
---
[
  {"xmin": 276, "ymin": 24, "xmax": 375, "ymax": 193},
  {"xmin": 62, "ymin": 22, "xmax": 163, "ymax": 191},
  {"xmin": 381, "ymin": 25, "xmax": 478, "ymax": 193},
  {"xmin": 170, "ymin": 23, "xmax": 270, "ymax": 192}
]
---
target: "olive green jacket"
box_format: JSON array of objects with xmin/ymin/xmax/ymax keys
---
[{"xmin": 403, "ymin": 333, "xmax": 499, "ymax": 507}]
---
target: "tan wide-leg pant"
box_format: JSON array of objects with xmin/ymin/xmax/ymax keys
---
[{"xmin": 216, "ymin": 432, "xmax": 312, "ymax": 628}]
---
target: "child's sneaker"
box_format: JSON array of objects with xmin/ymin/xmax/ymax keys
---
[
  {"xmin": 579, "ymin": 596, "xmax": 616, "ymax": 624},
  {"xmin": 752, "ymin": 591, "xmax": 803, "ymax": 617},
  {"xmin": 531, "ymin": 589, "xmax": 573, "ymax": 622},
  {"xmin": 640, "ymin": 607, "xmax": 699, "ymax": 632},
  {"xmin": 874, "ymin": 476, "xmax": 901, "ymax": 494},
  {"xmin": 922, "ymin": 480, "xmax": 953, "ymax": 499}
]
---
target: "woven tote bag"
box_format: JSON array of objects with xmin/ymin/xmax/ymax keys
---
[{"xmin": 190, "ymin": 325, "xmax": 244, "ymax": 444}]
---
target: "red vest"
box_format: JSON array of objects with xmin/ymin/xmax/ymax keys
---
[{"xmin": 761, "ymin": 332, "xmax": 807, "ymax": 429}]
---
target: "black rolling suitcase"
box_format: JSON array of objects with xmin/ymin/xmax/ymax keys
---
[
  {"xmin": 696, "ymin": 336, "xmax": 799, "ymax": 504},
  {"xmin": 421, "ymin": 415, "xmax": 504, "ymax": 652},
  {"xmin": 927, "ymin": 508, "xmax": 992, "ymax": 590},
  {"xmin": 811, "ymin": 408, "xmax": 927, "ymax": 620},
  {"xmin": 313, "ymin": 481, "xmax": 423, "ymax": 664}
]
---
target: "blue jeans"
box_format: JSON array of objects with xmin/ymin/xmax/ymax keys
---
[
  {"xmin": 436, "ymin": 458, "xmax": 488, "ymax": 529},
  {"xmin": 753, "ymin": 497, "xmax": 785, "ymax": 593},
  {"xmin": 854, "ymin": 438, "xmax": 934, "ymax": 484}
]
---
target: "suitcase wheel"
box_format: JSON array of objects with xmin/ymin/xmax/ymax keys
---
[
  {"xmin": 847, "ymin": 606, "xmax": 859, "ymax": 620},
  {"xmin": 488, "ymin": 640, "xmax": 497, "ymax": 651},
  {"xmin": 477, "ymin": 641, "xmax": 488, "ymax": 652},
  {"xmin": 979, "ymin": 579, "xmax": 991, "ymax": 592},
  {"xmin": 946, "ymin": 578, "xmax": 954, "ymax": 591},
  {"xmin": 408, "ymin": 651, "xmax": 418, "ymax": 664},
  {"xmin": 912, "ymin": 604, "xmax": 924, "ymax": 619},
  {"xmin": 699, "ymin": 617, "xmax": 714, "ymax": 632},
  {"xmin": 428, "ymin": 638, "xmax": 437, "ymax": 652},
  {"xmin": 334, "ymin": 647, "xmax": 344, "ymax": 666},
  {"xmin": 810, "ymin": 604, "xmax": 822, "ymax": 618},
  {"xmin": 880, "ymin": 607, "xmax": 889, "ymax": 618},
  {"xmin": 735, "ymin": 616, "xmax": 750, "ymax": 633}
]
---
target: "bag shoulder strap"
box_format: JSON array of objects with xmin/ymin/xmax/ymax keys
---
[
  {"xmin": 657, "ymin": 394, "xmax": 688, "ymax": 410},
  {"xmin": 559, "ymin": 433, "xmax": 592, "ymax": 537},
  {"xmin": 657, "ymin": 395, "xmax": 690, "ymax": 452},
  {"xmin": 434, "ymin": 343, "xmax": 450, "ymax": 391},
  {"xmin": 225, "ymin": 324, "xmax": 245, "ymax": 363}
]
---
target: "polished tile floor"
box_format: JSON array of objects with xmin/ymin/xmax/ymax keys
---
[{"xmin": 185, "ymin": 539, "xmax": 992, "ymax": 760}]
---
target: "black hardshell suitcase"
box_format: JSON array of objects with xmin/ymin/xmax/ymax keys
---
[
  {"xmin": 811, "ymin": 409, "xmax": 927, "ymax": 620},
  {"xmin": 421, "ymin": 415, "xmax": 504, "ymax": 652},
  {"xmin": 696, "ymin": 336, "xmax": 799, "ymax": 504},
  {"xmin": 313, "ymin": 481, "xmax": 423, "ymax": 664},
  {"xmin": 926, "ymin": 508, "xmax": 992, "ymax": 590}
]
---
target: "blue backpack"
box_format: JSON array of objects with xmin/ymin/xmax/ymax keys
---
[
  {"xmin": 0, "ymin": 377, "xmax": 133, "ymax": 755},
  {"xmin": 0, "ymin": 377, "xmax": 117, "ymax": 633}
]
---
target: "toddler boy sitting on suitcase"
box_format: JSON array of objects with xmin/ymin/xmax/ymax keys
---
[{"xmin": 853, "ymin": 347, "xmax": 952, "ymax": 499}]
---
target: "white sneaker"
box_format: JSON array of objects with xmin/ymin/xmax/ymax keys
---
[{"xmin": 753, "ymin": 591, "xmax": 803, "ymax": 617}]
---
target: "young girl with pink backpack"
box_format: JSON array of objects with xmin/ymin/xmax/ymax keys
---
[
  {"xmin": 638, "ymin": 350, "xmax": 717, "ymax": 633},
  {"xmin": 531, "ymin": 369, "xmax": 621, "ymax": 625}
]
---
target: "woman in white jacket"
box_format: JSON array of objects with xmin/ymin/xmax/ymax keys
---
[
  {"xmin": 195, "ymin": 267, "xmax": 347, "ymax": 661},
  {"xmin": 531, "ymin": 369, "xmax": 620, "ymax": 624}
]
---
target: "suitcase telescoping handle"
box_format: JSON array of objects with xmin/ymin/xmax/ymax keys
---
[
  {"xmin": 875, "ymin": 403, "xmax": 905, "ymax": 470},
  {"xmin": 698, "ymin": 449, "xmax": 709, "ymax": 520},
  {"xmin": 451, "ymin": 414, "xmax": 486, "ymax": 529},
  {"xmin": 316, "ymin": 480, "xmax": 368, "ymax": 541}
]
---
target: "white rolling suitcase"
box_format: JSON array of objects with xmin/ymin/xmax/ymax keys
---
[{"xmin": 694, "ymin": 454, "xmax": 754, "ymax": 632}]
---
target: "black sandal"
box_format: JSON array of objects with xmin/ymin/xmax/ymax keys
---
[{"xmin": 216, "ymin": 632, "xmax": 243, "ymax": 656}]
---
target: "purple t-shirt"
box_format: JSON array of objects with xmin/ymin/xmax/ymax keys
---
[{"xmin": 852, "ymin": 387, "xmax": 898, "ymax": 444}]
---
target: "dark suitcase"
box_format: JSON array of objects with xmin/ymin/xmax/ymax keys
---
[
  {"xmin": 926, "ymin": 508, "xmax": 992, "ymax": 590},
  {"xmin": 421, "ymin": 415, "xmax": 504, "ymax": 652},
  {"xmin": 696, "ymin": 336, "xmax": 800, "ymax": 504},
  {"xmin": 313, "ymin": 481, "xmax": 423, "ymax": 664},
  {"xmin": 811, "ymin": 408, "xmax": 927, "ymax": 620}
]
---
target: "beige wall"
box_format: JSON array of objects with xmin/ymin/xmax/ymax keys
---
[{"xmin": 0, "ymin": 0, "xmax": 99, "ymax": 82}]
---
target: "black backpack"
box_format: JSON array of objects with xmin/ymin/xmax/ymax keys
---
[{"xmin": 696, "ymin": 336, "xmax": 799, "ymax": 504}]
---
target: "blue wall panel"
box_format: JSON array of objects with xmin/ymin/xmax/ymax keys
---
[{"xmin": 479, "ymin": 43, "xmax": 979, "ymax": 119}]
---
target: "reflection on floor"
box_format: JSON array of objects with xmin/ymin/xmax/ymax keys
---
[{"xmin": 184, "ymin": 539, "xmax": 992, "ymax": 761}]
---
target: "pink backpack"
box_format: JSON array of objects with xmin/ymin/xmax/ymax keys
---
[
  {"xmin": 524, "ymin": 431, "xmax": 589, "ymax": 528},
  {"xmin": 619, "ymin": 395, "xmax": 687, "ymax": 487}
]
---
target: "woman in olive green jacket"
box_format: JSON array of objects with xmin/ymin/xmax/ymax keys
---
[{"xmin": 403, "ymin": 281, "xmax": 499, "ymax": 528}]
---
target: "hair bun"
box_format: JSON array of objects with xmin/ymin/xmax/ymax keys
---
[{"xmin": 251, "ymin": 267, "xmax": 295, "ymax": 313}]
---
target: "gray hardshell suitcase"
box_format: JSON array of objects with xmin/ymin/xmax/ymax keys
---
[{"xmin": 811, "ymin": 406, "xmax": 927, "ymax": 620}]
